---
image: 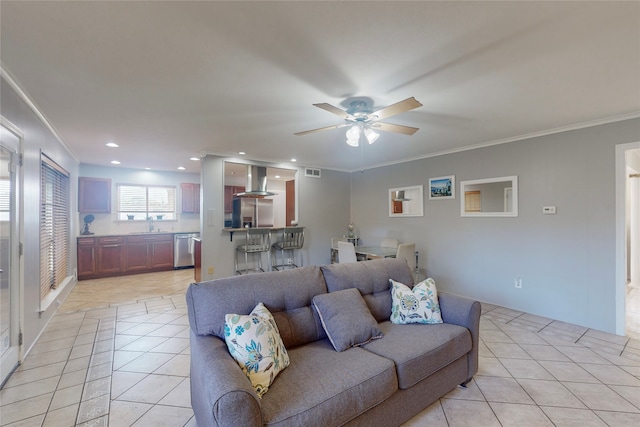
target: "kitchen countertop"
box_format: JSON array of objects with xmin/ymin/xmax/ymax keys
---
[
  {"xmin": 77, "ymin": 231, "xmax": 199, "ymax": 238},
  {"xmin": 222, "ymin": 226, "xmax": 304, "ymax": 241}
]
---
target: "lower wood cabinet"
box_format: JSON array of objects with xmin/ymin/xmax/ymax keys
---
[
  {"xmin": 77, "ymin": 233, "xmax": 174, "ymax": 280},
  {"xmin": 125, "ymin": 234, "xmax": 173, "ymax": 271},
  {"xmin": 97, "ymin": 237, "xmax": 124, "ymax": 274},
  {"xmin": 77, "ymin": 238, "xmax": 97, "ymax": 277}
]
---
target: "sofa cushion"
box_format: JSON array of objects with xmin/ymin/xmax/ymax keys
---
[
  {"xmin": 362, "ymin": 321, "xmax": 472, "ymax": 389},
  {"xmin": 321, "ymin": 258, "xmax": 414, "ymax": 322},
  {"xmin": 312, "ymin": 288, "xmax": 383, "ymax": 352},
  {"xmin": 186, "ymin": 265, "xmax": 328, "ymax": 348},
  {"xmin": 390, "ymin": 278, "xmax": 443, "ymax": 324},
  {"xmin": 261, "ymin": 339, "xmax": 398, "ymax": 427},
  {"xmin": 224, "ymin": 303, "xmax": 290, "ymax": 397}
]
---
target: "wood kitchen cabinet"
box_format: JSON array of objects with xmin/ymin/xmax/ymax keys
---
[
  {"xmin": 78, "ymin": 177, "xmax": 111, "ymax": 213},
  {"xmin": 181, "ymin": 183, "xmax": 200, "ymax": 214},
  {"xmin": 96, "ymin": 237, "xmax": 124, "ymax": 274},
  {"xmin": 193, "ymin": 238, "xmax": 201, "ymax": 282},
  {"xmin": 77, "ymin": 237, "xmax": 97, "ymax": 277},
  {"xmin": 124, "ymin": 240, "xmax": 150, "ymax": 272},
  {"xmin": 224, "ymin": 186, "xmax": 245, "ymax": 213},
  {"xmin": 125, "ymin": 234, "xmax": 174, "ymax": 272},
  {"xmin": 77, "ymin": 233, "xmax": 174, "ymax": 280}
]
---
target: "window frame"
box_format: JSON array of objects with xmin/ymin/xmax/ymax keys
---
[
  {"xmin": 40, "ymin": 154, "xmax": 70, "ymax": 301},
  {"xmin": 116, "ymin": 184, "xmax": 176, "ymax": 221}
]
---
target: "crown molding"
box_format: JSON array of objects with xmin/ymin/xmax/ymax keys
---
[
  {"xmin": 1, "ymin": 63, "xmax": 79, "ymax": 163},
  {"xmin": 356, "ymin": 111, "xmax": 640, "ymax": 173}
]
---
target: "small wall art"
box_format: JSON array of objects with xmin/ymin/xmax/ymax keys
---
[{"xmin": 428, "ymin": 175, "xmax": 455, "ymax": 200}]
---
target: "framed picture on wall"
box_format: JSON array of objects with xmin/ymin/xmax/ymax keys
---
[{"xmin": 429, "ymin": 175, "xmax": 455, "ymax": 200}]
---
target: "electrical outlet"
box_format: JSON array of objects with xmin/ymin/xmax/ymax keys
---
[
  {"xmin": 515, "ymin": 278, "xmax": 522, "ymax": 288},
  {"xmin": 287, "ymin": 258, "xmax": 293, "ymax": 265}
]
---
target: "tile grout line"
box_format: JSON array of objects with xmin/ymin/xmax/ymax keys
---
[
  {"xmin": 482, "ymin": 313, "xmax": 640, "ymax": 417},
  {"xmin": 74, "ymin": 317, "xmax": 116, "ymax": 427},
  {"xmin": 36, "ymin": 311, "xmax": 88, "ymax": 426},
  {"xmin": 574, "ymin": 328, "xmax": 589, "ymax": 345}
]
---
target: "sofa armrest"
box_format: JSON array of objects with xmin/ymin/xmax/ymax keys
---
[
  {"xmin": 439, "ymin": 293, "xmax": 481, "ymax": 382},
  {"xmin": 190, "ymin": 331, "xmax": 263, "ymax": 427}
]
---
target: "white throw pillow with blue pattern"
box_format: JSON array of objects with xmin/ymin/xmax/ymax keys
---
[
  {"xmin": 224, "ymin": 302, "xmax": 289, "ymax": 397},
  {"xmin": 390, "ymin": 278, "xmax": 443, "ymax": 324}
]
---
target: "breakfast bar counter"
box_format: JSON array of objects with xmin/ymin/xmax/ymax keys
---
[{"xmin": 223, "ymin": 226, "xmax": 304, "ymax": 241}]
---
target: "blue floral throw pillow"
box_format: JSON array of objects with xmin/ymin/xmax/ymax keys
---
[
  {"xmin": 390, "ymin": 278, "xmax": 443, "ymax": 325},
  {"xmin": 224, "ymin": 303, "xmax": 290, "ymax": 397}
]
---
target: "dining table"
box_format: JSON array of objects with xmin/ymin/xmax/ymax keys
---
[{"xmin": 354, "ymin": 246, "xmax": 397, "ymax": 260}]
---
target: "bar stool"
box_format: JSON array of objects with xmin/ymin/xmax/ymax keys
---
[
  {"xmin": 271, "ymin": 227, "xmax": 304, "ymax": 270},
  {"xmin": 235, "ymin": 228, "xmax": 272, "ymax": 274}
]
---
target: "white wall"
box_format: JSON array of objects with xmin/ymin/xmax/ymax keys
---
[
  {"xmin": 351, "ymin": 118, "xmax": 640, "ymax": 334},
  {"xmin": 1, "ymin": 76, "xmax": 80, "ymax": 355},
  {"xmin": 78, "ymin": 164, "xmax": 200, "ymax": 235}
]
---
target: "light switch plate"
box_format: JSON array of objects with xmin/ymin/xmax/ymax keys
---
[{"xmin": 543, "ymin": 206, "xmax": 557, "ymax": 215}]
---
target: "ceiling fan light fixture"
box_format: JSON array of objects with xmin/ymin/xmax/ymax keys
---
[
  {"xmin": 346, "ymin": 125, "xmax": 360, "ymax": 147},
  {"xmin": 364, "ymin": 128, "xmax": 379, "ymax": 144}
]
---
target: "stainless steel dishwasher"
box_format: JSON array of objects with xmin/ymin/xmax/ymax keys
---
[{"xmin": 174, "ymin": 233, "xmax": 200, "ymax": 269}]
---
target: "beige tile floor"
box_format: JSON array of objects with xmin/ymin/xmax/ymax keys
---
[{"xmin": 1, "ymin": 270, "xmax": 640, "ymax": 426}]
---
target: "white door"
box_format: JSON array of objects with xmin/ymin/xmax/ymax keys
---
[{"xmin": 0, "ymin": 119, "xmax": 22, "ymax": 387}]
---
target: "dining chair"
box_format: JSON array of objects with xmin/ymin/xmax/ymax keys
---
[
  {"xmin": 331, "ymin": 237, "xmax": 348, "ymax": 263},
  {"xmin": 381, "ymin": 238, "xmax": 399, "ymax": 248},
  {"xmin": 395, "ymin": 243, "xmax": 416, "ymax": 279},
  {"xmin": 337, "ymin": 241, "xmax": 358, "ymax": 263}
]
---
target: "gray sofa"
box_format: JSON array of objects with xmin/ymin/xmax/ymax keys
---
[{"xmin": 186, "ymin": 258, "xmax": 481, "ymax": 427}]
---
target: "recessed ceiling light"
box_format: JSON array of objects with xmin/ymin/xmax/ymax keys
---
[
  {"xmin": 291, "ymin": 158, "xmax": 297, "ymax": 162},
  {"xmin": 145, "ymin": 167, "xmax": 151, "ymax": 170},
  {"xmin": 106, "ymin": 142, "xmax": 119, "ymax": 148},
  {"xmin": 275, "ymin": 175, "xmax": 281, "ymax": 179},
  {"xmin": 239, "ymin": 151, "xmax": 246, "ymax": 155},
  {"xmin": 177, "ymin": 166, "xmax": 186, "ymax": 170},
  {"xmin": 110, "ymin": 160, "xmax": 121, "ymax": 165},
  {"xmin": 189, "ymin": 157, "xmax": 199, "ymax": 161}
]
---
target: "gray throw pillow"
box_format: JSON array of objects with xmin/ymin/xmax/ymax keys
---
[{"xmin": 312, "ymin": 288, "xmax": 383, "ymax": 352}]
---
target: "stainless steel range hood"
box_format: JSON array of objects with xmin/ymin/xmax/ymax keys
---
[
  {"xmin": 392, "ymin": 190, "xmax": 411, "ymax": 201},
  {"xmin": 235, "ymin": 165, "xmax": 275, "ymax": 197}
]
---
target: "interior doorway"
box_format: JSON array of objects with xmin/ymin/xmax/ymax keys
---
[
  {"xmin": 616, "ymin": 142, "xmax": 640, "ymax": 338},
  {"xmin": 0, "ymin": 118, "xmax": 22, "ymax": 387},
  {"xmin": 625, "ymin": 149, "xmax": 640, "ymax": 339}
]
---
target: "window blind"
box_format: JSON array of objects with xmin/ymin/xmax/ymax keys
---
[
  {"xmin": 40, "ymin": 154, "xmax": 69, "ymax": 300},
  {"xmin": 0, "ymin": 178, "xmax": 9, "ymax": 220},
  {"xmin": 117, "ymin": 184, "xmax": 176, "ymax": 220}
]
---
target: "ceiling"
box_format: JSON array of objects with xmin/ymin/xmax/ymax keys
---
[{"xmin": 1, "ymin": 1, "xmax": 639, "ymax": 174}]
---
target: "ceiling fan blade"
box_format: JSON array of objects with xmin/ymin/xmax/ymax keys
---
[
  {"xmin": 371, "ymin": 97, "xmax": 422, "ymax": 121},
  {"xmin": 294, "ymin": 123, "xmax": 348, "ymax": 136},
  {"xmin": 371, "ymin": 122, "xmax": 420, "ymax": 136},
  {"xmin": 312, "ymin": 103, "xmax": 354, "ymax": 120}
]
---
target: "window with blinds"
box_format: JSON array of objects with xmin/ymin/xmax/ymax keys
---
[
  {"xmin": 117, "ymin": 184, "xmax": 176, "ymax": 220},
  {"xmin": 0, "ymin": 178, "xmax": 9, "ymax": 222},
  {"xmin": 464, "ymin": 191, "xmax": 482, "ymax": 212},
  {"xmin": 40, "ymin": 154, "xmax": 70, "ymax": 301}
]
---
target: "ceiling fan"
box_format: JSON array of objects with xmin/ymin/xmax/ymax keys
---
[{"xmin": 295, "ymin": 97, "xmax": 423, "ymax": 146}]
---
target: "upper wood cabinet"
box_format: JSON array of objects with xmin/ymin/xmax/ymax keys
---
[
  {"xmin": 181, "ymin": 183, "xmax": 200, "ymax": 214},
  {"xmin": 78, "ymin": 177, "xmax": 111, "ymax": 213}
]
